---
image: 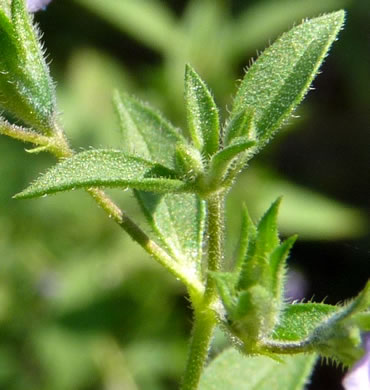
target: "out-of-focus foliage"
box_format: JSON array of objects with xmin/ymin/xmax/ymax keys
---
[{"xmin": 0, "ymin": 1, "xmax": 369, "ymax": 389}]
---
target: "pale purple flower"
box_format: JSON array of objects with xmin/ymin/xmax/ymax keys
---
[
  {"xmin": 342, "ymin": 334, "xmax": 370, "ymax": 390},
  {"xmin": 284, "ymin": 269, "xmax": 309, "ymax": 302},
  {"xmin": 27, "ymin": 0, "xmax": 53, "ymax": 13}
]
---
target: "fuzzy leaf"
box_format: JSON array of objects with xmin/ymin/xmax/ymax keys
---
[
  {"xmin": 184, "ymin": 64, "xmax": 220, "ymax": 156},
  {"xmin": 136, "ymin": 192, "xmax": 205, "ymax": 273},
  {"xmin": 175, "ymin": 142, "xmax": 204, "ymax": 178},
  {"xmin": 113, "ymin": 92, "xmax": 205, "ymax": 269},
  {"xmin": 234, "ymin": 205, "xmax": 257, "ymax": 274},
  {"xmin": 270, "ymin": 235, "xmax": 297, "ymax": 301},
  {"xmin": 113, "ymin": 91, "xmax": 184, "ymax": 169},
  {"xmin": 272, "ymin": 285, "xmax": 369, "ymax": 366},
  {"xmin": 255, "ymin": 198, "xmax": 282, "ymax": 256},
  {"xmin": 199, "ymin": 348, "xmax": 317, "ymax": 390},
  {"xmin": 237, "ymin": 199, "xmax": 282, "ymax": 291},
  {"xmin": 211, "ymin": 272, "xmax": 239, "ymax": 315},
  {"xmin": 208, "ymin": 138, "xmax": 255, "ymax": 187},
  {"xmin": 0, "ymin": 0, "xmax": 56, "ymax": 133},
  {"xmin": 232, "ymin": 11, "xmax": 345, "ymax": 146},
  {"xmin": 15, "ymin": 149, "xmax": 189, "ymax": 199},
  {"xmin": 223, "ymin": 107, "xmax": 256, "ymax": 146},
  {"xmin": 273, "ymin": 303, "xmax": 338, "ymax": 341}
]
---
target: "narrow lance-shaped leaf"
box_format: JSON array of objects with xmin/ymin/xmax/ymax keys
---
[
  {"xmin": 238, "ymin": 198, "xmax": 281, "ymax": 289},
  {"xmin": 113, "ymin": 91, "xmax": 184, "ymax": 169},
  {"xmin": 207, "ymin": 137, "xmax": 255, "ymax": 188},
  {"xmin": 223, "ymin": 107, "xmax": 255, "ymax": 146},
  {"xmin": 255, "ymin": 197, "xmax": 282, "ymax": 255},
  {"xmin": 199, "ymin": 348, "xmax": 317, "ymax": 390},
  {"xmin": 0, "ymin": 0, "xmax": 56, "ymax": 133},
  {"xmin": 113, "ymin": 92, "xmax": 205, "ymax": 272},
  {"xmin": 185, "ymin": 64, "xmax": 220, "ymax": 156},
  {"xmin": 136, "ymin": 192, "xmax": 205, "ymax": 273},
  {"xmin": 269, "ymin": 235, "xmax": 297, "ymax": 302},
  {"xmin": 232, "ymin": 11, "xmax": 345, "ymax": 146},
  {"xmin": 15, "ymin": 149, "xmax": 189, "ymax": 199},
  {"xmin": 234, "ymin": 205, "xmax": 257, "ymax": 274}
]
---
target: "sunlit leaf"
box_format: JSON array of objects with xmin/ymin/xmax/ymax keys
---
[
  {"xmin": 113, "ymin": 91, "xmax": 184, "ymax": 169},
  {"xmin": 273, "ymin": 303, "xmax": 338, "ymax": 341},
  {"xmin": 9, "ymin": 0, "xmax": 55, "ymax": 132},
  {"xmin": 185, "ymin": 64, "xmax": 220, "ymax": 156},
  {"xmin": 136, "ymin": 192, "xmax": 205, "ymax": 272},
  {"xmin": 232, "ymin": 11, "xmax": 345, "ymax": 146},
  {"xmin": 113, "ymin": 92, "xmax": 205, "ymax": 269},
  {"xmin": 15, "ymin": 150, "xmax": 189, "ymax": 199}
]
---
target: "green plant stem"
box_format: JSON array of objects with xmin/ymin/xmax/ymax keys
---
[
  {"xmin": 1, "ymin": 120, "xmax": 202, "ymax": 293},
  {"xmin": 205, "ymin": 194, "xmax": 224, "ymax": 301},
  {"xmin": 181, "ymin": 194, "xmax": 224, "ymax": 390},
  {"xmin": 181, "ymin": 308, "xmax": 217, "ymax": 390},
  {"xmin": 87, "ymin": 186, "xmax": 203, "ymax": 293}
]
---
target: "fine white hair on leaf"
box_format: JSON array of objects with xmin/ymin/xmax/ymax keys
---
[{"xmin": 27, "ymin": 0, "xmax": 53, "ymax": 13}]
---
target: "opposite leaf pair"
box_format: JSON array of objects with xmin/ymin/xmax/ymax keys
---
[
  {"xmin": 6, "ymin": 5, "xmax": 369, "ymax": 371},
  {"xmin": 15, "ymin": 11, "xmax": 347, "ymax": 201}
]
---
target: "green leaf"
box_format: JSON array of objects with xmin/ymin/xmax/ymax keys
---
[
  {"xmin": 234, "ymin": 205, "xmax": 257, "ymax": 274},
  {"xmin": 0, "ymin": 0, "xmax": 56, "ymax": 133},
  {"xmin": 14, "ymin": 149, "xmax": 189, "ymax": 199},
  {"xmin": 232, "ymin": 11, "xmax": 345, "ymax": 146},
  {"xmin": 113, "ymin": 92, "xmax": 205, "ymax": 270},
  {"xmin": 175, "ymin": 142, "xmax": 204, "ymax": 178},
  {"xmin": 353, "ymin": 312, "xmax": 370, "ymax": 331},
  {"xmin": 273, "ymin": 303, "xmax": 339, "ymax": 341},
  {"xmin": 136, "ymin": 192, "xmax": 205, "ymax": 273},
  {"xmin": 271, "ymin": 285, "xmax": 369, "ymax": 366},
  {"xmin": 208, "ymin": 137, "xmax": 255, "ymax": 188},
  {"xmin": 199, "ymin": 348, "xmax": 317, "ymax": 390},
  {"xmin": 255, "ymin": 197, "xmax": 282, "ymax": 261},
  {"xmin": 113, "ymin": 91, "xmax": 184, "ymax": 169},
  {"xmin": 211, "ymin": 272, "xmax": 238, "ymax": 315},
  {"xmin": 237, "ymin": 198, "xmax": 281, "ymax": 290},
  {"xmin": 223, "ymin": 108, "xmax": 256, "ymax": 146},
  {"xmin": 184, "ymin": 64, "xmax": 220, "ymax": 156},
  {"xmin": 270, "ymin": 235, "xmax": 297, "ymax": 301}
]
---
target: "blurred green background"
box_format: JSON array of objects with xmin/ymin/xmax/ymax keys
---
[{"xmin": 0, "ymin": 0, "xmax": 369, "ymax": 389}]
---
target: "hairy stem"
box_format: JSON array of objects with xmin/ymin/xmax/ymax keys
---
[
  {"xmin": 205, "ymin": 194, "xmax": 224, "ymax": 301},
  {"xmin": 181, "ymin": 194, "xmax": 224, "ymax": 390},
  {"xmin": 181, "ymin": 308, "xmax": 217, "ymax": 390},
  {"xmin": 1, "ymin": 120, "xmax": 202, "ymax": 294}
]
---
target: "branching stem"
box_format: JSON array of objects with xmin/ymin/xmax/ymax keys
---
[
  {"xmin": 1, "ymin": 120, "xmax": 202, "ymax": 294},
  {"xmin": 181, "ymin": 193, "xmax": 225, "ymax": 390}
]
